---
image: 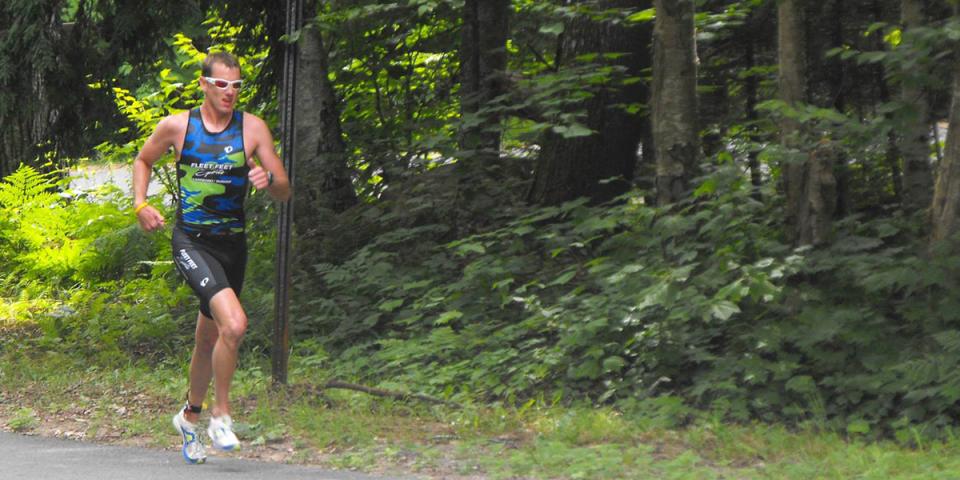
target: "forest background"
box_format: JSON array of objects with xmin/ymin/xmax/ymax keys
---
[{"xmin": 5, "ymin": 0, "xmax": 960, "ymax": 478}]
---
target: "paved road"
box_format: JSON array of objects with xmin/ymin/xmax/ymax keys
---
[{"xmin": 0, "ymin": 431, "xmax": 414, "ymax": 480}]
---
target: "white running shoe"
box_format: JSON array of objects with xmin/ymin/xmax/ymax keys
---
[
  {"xmin": 207, "ymin": 414, "xmax": 240, "ymax": 451},
  {"xmin": 172, "ymin": 410, "xmax": 207, "ymax": 464}
]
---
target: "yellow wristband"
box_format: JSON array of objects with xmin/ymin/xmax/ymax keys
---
[{"xmin": 134, "ymin": 202, "xmax": 149, "ymax": 214}]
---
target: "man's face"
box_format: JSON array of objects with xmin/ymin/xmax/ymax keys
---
[{"xmin": 201, "ymin": 62, "xmax": 241, "ymax": 115}]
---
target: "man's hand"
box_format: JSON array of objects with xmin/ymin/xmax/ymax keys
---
[
  {"xmin": 136, "ymin": 205, "xmax": 166, "ymax": 232},
  {"xmin": 247, "ymin": 157, "xmax": 271, "ymax": 190}
]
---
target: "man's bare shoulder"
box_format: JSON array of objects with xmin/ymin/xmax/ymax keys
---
[
  {"xmin": 242, "ymin": 112, "xmax": 276, "ymax": 151},
  {"xmin": 156, "ymin": 111, "xmax": 190, "ymax": 136},
  {"xmin": 157, "ymin": 110, "xmax": 190, "ymax": 129},
  {"xmin": 242, "ymin": 112, "xmax": 270, "ymax": 132}
]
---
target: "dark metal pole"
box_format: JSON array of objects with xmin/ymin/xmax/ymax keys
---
[{"xmin": 273, "ymin": 0, "xmax": 303, "ymax": 385}]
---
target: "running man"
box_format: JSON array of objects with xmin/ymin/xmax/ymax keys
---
[{"xmin": 132, "ymin": 51, "xmax": 291, "ymax": 464}]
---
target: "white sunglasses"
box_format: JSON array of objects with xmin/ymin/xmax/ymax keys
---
[{"xmin": 203, "ymin": 77, "xmax": 243, "ymax": 90}]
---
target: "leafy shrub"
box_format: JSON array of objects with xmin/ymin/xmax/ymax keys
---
[
  {"xmin": 301, "ymin": 166, "xmax": 785, "ymax": 398},
  {"xmin": 296, "ymin": 162, "xmax": 960, "ymax": 437},
  {"xmin": 0, "ymin": 163, "xmax": 198, "ymax": 361},
  {"xmin": 0, "ymin": 165, "xmax": 133, "ymax": 284}
]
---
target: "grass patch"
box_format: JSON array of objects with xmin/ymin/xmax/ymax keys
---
[
  {"xmin": 3, "ymin": 353, "xmax": 960, "ymax": 478},
  {"xmin": 7, "ymin": 407, "xmax": 38, "ymax": 432}
]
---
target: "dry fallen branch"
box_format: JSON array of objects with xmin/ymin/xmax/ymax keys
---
[
  {"xmin": 319, "ymin": 379, "xmax": 462, "ymax": 409},
  {"xmin": 324, "ymin": 380, "xmax": 462, "ymax": 408}
]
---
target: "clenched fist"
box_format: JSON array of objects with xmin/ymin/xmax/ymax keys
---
[
  {"xmin": 136, "ymin": 204, "xmax": 166, "ymax": 232},
  {"xmin": 247, "ymin": 157, "xmax": 272, "ymax": 190}
]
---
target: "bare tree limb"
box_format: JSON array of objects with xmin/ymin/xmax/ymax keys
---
[{"xmin": 314, "ymin": 380, "xmax": 462, "ymax": 408}]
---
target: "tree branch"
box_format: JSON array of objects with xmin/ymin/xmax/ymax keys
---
[{"xmin": 319, "ymin": 379, "xmax": 462, "ymax": 408}]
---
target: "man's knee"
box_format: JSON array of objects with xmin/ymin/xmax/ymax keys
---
[
  {"xmin": 209, "ymin": 288, "xmax": 247, "ymax": 345},
  {"xmin": 218, "ymin": 312, "xmax": 247, "ymax": 345}
]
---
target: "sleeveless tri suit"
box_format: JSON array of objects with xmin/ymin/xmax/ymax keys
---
[{"xmin": 171, "ymin": 108, "xmax": 250, "ymax": 318}]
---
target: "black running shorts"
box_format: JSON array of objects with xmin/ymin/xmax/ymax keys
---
[{"xmin": 171, "ymin": 227, "xmax": 247, "ymax": 319}]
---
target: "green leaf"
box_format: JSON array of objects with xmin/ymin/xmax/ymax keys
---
[
  {"xmin": 884, "ymin": 28, "xmax": 902, "ymax": 46},
  {"xmin": 378, "ymin": 299, "xmax": 405, "ymax": 312},
  {"xmin": 873, "ymin": 222, "xmax": 900, "ymax": 239},
  {"xmin": 550, "ymin": 269, "xmax": 577, "ymax": 286},
  {"xmin": 857, "ymin": 51, "xmax": 887, "ymax": 64},
  {"xmin": 865, "ymin": 21, "xmax": 887, "ymax": 35},
  {"xmin": 570, "ymin": 359, "xmax": 601, "ymax": 380},
  {"xmin": 539, "ymin": 22, "xmax": 564, "ymax": 36},
  {"xmin": 402, "ymin": 279, "xmax": 432, "ymax": 291},
  {"xmin": 785, "ymin": 375, "xmax": 816, "ymax": 394},
  {"xmin": 434, "ymin": 310, "xmax": 463, "ymax": 326},
  {"xmin": 602, "ymin": 356, "xmax": 626, "ymax": 372},
  {"xmin": 710, "ymin": 301, "xmax": 740, "ymax": 321},
  {"xmin": 280, "ymin": 29, "xmax": 302, "ymax": 44},
  {"xmin": 454, "ymin": 242, "xmax": 486, "ymax": 256},
  {"xmin": 636, "ymin": 283, "xmax": 670, "ymax": 311},
  {"xmin": 825, "ymin": 47, "xmax": 846, "ymax": 58},
  {"xmin": 552, "ymin": 123, "xmax": 594, "ymax": 138},
  {"xmin": 626, "ymin": 8, "xmax": 656, "ymax": 23},
  {"xmin": 694, "ymin": 177, "xmax": 717, "ymax": 197},
  {"xmin": 933, "ymin": 330, "xmax": 960, "ymax": 353},
  {"xmin": 846, "ymin": 419, "xmax": 871, "ymax": 435},
  {"xmin": 833, "ymin": 235, "xmax": 883, "ymax": 253},
  {"xmin": 697, "ymin": 31, "xmax": 717, "ymax": 42}
]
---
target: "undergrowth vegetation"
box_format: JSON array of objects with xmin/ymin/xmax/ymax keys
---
[
  {"xmin": 292, "ymin": 163, "xmax": 960, "ymax": 442},
  {"xmin": 5, "ymin": 152, "xmax": 960, "ymax": 443}
]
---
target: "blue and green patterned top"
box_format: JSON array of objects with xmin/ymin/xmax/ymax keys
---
[{"xmin": 176, "ymin": 109, "xmax": 248, "ymax": 235}]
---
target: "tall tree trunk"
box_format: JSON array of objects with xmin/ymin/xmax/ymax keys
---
[
  {"xmin": 779, "ymin": 0, "xmax": 836, "ymax": 246},
  {"xmin": 831, "ymin": 0, "xmax": 851, "ymax": 217},
  {"xmin": 652, "ymin": 0, "xmax": 698, "ymax": 205},
  {"xmin": 930, "ymin": 51, "xmax": 960, "ymax": 244},
  {"xmin": 877, "ymin": 49, "xmax": 904, "ymax": 208},
  {"xmin": 455, "ymin": 0, "xmax": 509, "ymax": 226},
  {"xmin": 527, "ymin": 0, "xmax": 651, "ymax": 205},
  {"xmin": 900, "ymin": 0, "xmax": 934, "ymax": 212},
  {"xmin": 744, "ymin": 22, "xmax": 762, "ymax": 199},
  {"xmin": 294, "ymin": 7, "xmax": 357, "ymax": 236},
  {"xmin": 457, "ymin": 0, "xmax": 509, "ymax": 161},
  {"xmin": 0, "ymin": 4, "xmax": 60, "ymax": 176}
]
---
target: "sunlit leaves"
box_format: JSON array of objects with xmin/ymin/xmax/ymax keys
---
[
  {"xmin": 323, "ymin": 1, "xmax": 459, "ymax": 196},
  {"xmin": 0, "ymin": 164, "xmax": 58, "ymax": 211},
  {"xmin": 551, "ymin": 123, "xmax": 593, "ymax": 138},
  {"xmin": 0, "ymin": 164, "xmax": 128, "ymax": 284},
  {"xmin": 626, "ymin": 8, "xmax": 655, "ymax": 23},
  {"xmin": 434, "ymin": 310, "xmax": 463, "ymax": 325},
  {"xmin": 538, "ymin": 22, "xmax": 565, "ymax": 36}
]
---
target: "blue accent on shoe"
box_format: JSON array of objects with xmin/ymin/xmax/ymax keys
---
[{"xmin": 180, "ymin": 429, "xmax": 205, "ymax": 464}]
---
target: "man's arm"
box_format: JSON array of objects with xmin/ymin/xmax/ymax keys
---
[
  {"xmin": 245, "ymin": 114, "xmax": 292, "ymax": 202},
  {"xmin": 133, "ymin": 115, "xmax": 181, "ymax": 231}
]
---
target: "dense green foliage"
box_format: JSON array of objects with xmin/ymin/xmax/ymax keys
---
[
  {"xmin": 7, "ymin": 0, "xmax": 960, "ymax": 447},
  {"xmin": 297, "ymin": 162, "xmax": 960, "ymax": 439}
]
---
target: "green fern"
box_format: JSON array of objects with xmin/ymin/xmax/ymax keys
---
[
  {"xmin": 0, "ymin": 164, "xmax": 58, "ymax": 210},
  {"xmin": 933, "ymin": 330, "xmax": 960, "ymax": 354},
  {"xmin": 81, "ymin": 223, "xmax": 159, "ymax": 280}
]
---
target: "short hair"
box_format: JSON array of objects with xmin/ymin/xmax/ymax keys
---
[{"xmin": 201, "ymin": 51, "xmax": 240, "ymax": 76}]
